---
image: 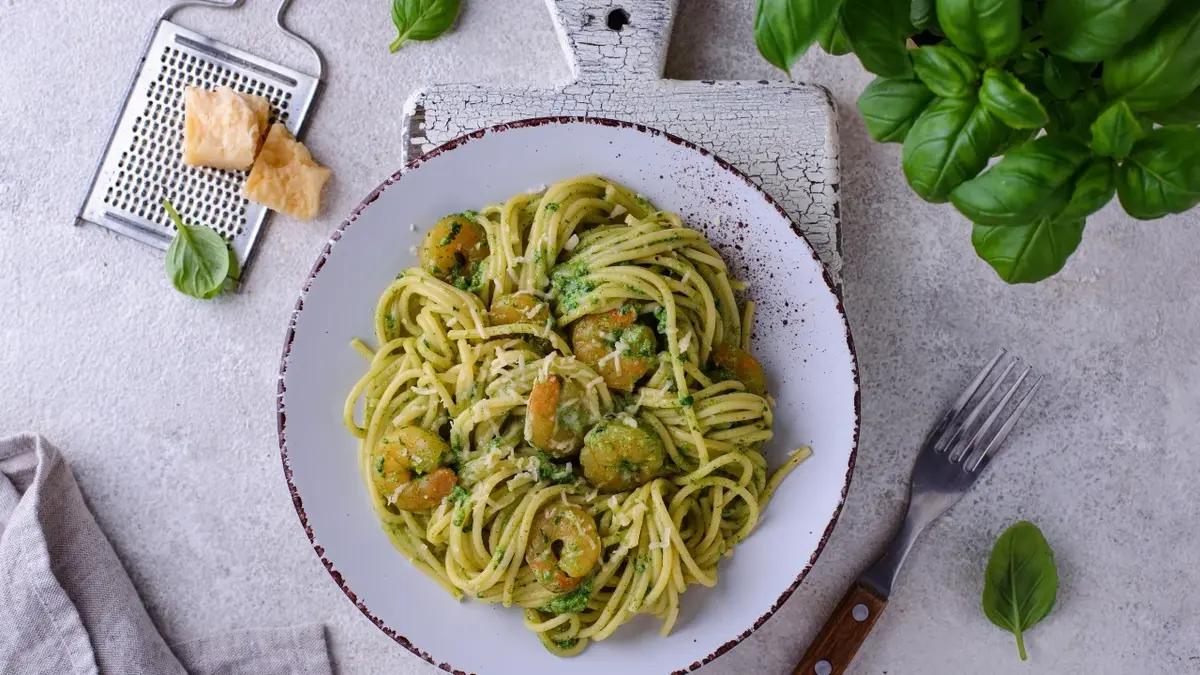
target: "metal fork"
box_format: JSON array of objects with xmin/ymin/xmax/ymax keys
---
[{"xmin": 794, "ymin": 350, "xmax": 1042, "ymax": 675}]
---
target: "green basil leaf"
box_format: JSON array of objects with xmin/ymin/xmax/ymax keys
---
[
  {"xmin": 902, "ymin": 96, "xmax": 1008, "ymax": 202},
  {"xmin": 1060, "ymin": 158, "xmax": 1116, "ymax": 220},
  {"xmin": 1021, "ymin": 0, "xmax": 1041, "ymax": 24},
  {"xmin": 1143, "ymin": 88, "xmax": 1200, "ymax": 126},
  {"xmin": 1043, "ymin": 0, "xmax": 1172, "ymax": 63},
  {"xmin": 755, "ymin": 0, "xmax": 844, "ymax": 75},
  {"xmin": 390, "ymin": 0, "xmax": 461, "ymax": 53},
  {"xmin": 163, "ymin": 200, "xmax": 232, "ymax": 299},
  {"xmin": 936, "ymin": 0, "xmax": 1022, "ymax": 61},
  {"xmin": 1043, "ymin": 54, "xmax": 1082, "ymax": 99},
  {"xmin": 818, "ymin": 12, "xmax": 854, "ymax": 56},
  {"xmin": 1102, "ymin": 2, "xmax": 1200, "ymax": 112},
  {"xmin": 974, "ymin": 216, "xmax": 1085, "ymax": 283},
  {"xmin": 857, "ymin": 77, "xmax": 937, "ymax": 143},
  {"xmin": 981, "ymin": 521, "xmax": 1059, "ymax": 658},
  {"xmin": 1117, "ymin": 126, "xmax": 1200, "ymax": 220},
  {"xmin": 992, "ymin": 126, "xmax": 1036, "ymax": 157},
  {"xmin": 911, "ymin": 45, "xmax": 980, "ymax": 98},
  {"xmin": 1090, "ymin": 101, "xmax": 1144, "ymax": 159},
  {"xmin": 912, "ymin": 0, "xmax": 938, "ymax": 31},
  {"xmin": 979, "ymin": 69, "xmax": 1048, "ymax": 129},
  {"xmin": 950, "ymin": 135, "xmax": 1091, "ymax": 225},
  {"xmin": 843, "ymin": 0, "xmax": 914, "ymax": 78}
]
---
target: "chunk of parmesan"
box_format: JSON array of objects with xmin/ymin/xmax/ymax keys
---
[
  {"xmin": 563, "ymin": 234, "xmax": 579, "ymax": 251},
  {"xmin": 622, "ymin": 416, "xmax": 638, "ymax": 428},
  {"xmin": 610, "ymin": 204, "xmax": 628, "ymax": 217},
  {"xmin": 243, "ymin": 123, "xmax": 332, "ymax": 220},
  {"xmin": 183, "ymin": 86, "xmax": 270, "ymax": 170}
]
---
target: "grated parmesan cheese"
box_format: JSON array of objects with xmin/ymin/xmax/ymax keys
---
[
  {"xmin": 712, "ymin": 216, "xmax": 721, "ymax": 227},
  {"xmin": 586, "ymin": 377, "xmax": 605, "ymax": 390},
  {"xmin": 409, "ymin": 223, "xmax": 417, "ymax": 232},
  {"xmin": 468, "ymin": 306, "xmax": 487, "ymax": 339},
  {"xmin": 411, "ymin": 386, "xmax": 438, "ymax": 396},
  {"xmin": 622, "ymin": 416, "xmax": 638, "ymax": 428},
  {"xmin": 408, "ymin": 245, "xmax": 419, "ymax": 256},
  {"xmin": 678, "ymin": 330, "xmax": 693, "ymax": 353},
  {"xmin": 680, "ymin": 271, "xmax": 691, "ymax": 285}
]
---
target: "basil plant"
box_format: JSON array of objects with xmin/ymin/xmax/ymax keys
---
[{"xmin": 755, "ymin": 0, "xmax": 1200, "ymax": 283}]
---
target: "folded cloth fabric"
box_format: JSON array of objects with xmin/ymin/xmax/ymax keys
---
[{"xmin": 0, "ymin": 433, "xmax": 333, "ymax": 675}]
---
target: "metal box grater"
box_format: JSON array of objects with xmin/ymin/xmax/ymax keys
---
[{"xmin": 76, "ymin": 0, "xmax": 323, "ymax": 277}]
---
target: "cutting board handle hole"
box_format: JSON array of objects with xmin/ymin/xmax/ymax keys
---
[{"xmin": 606, "ymin": 8, "xmax": 630, "ymax": 31}]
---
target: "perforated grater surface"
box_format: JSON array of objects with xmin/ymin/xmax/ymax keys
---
[{"xmin": 77, "ymin": 0, "xmax": 324, "ymax": 276}]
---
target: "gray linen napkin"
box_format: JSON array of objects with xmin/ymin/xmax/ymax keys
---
[{"xmin": 0, "ymin": 433, "xmax": 333, "ymax": 675}]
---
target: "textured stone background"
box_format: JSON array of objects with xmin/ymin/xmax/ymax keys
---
[{"xmin": 2, "ymin": 1, "xmax": 1198, "ymax": 674}]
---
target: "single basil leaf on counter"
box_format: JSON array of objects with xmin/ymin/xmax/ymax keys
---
[
  {"xmin": 1060, "ymin": 158, "xmax": 1116, "ymax": 220},
  {"xmin": 843, "ymin": 0, "xmax": 914, "ymax": 78},
  {"xmin": 755, "ymin": 0, "xmax": 844, "ymax": 75},
  {"xmin": 390, "ymin": 0, "xmax": 461, "ymax": 53},
  {"xmin": 979, "ymin": 69, "xmax": 1048, "ymax": 129},
  {"xmin": 818, "ymin": 11, "xmax": 854, "ymax": 56},
  {"xmin": 858, "ymin": 77, "xmax": 937, "ymax": 143},
  {"xmin": 981, "ymin": 521, "xmax": 1059, "ymax": 657},
  {"xmin": 902, "ymin": 96, "xmax": 1008, "ymax": 203},
  {"xmin": 1144, "ymin": 88, "xmax": 1200, "ymax": 126},
  {"xmin": 1103, "ymin": 1, "xmax": 1200, "ymax": 112},
  {"xmin": 935, "ymin": 0, "xmax": 1022, "ymax": 62},
  {"xmin": 1118, "ymin": 126, "xmax": 1200, "ymax": 220},
  {"xmin": 992, "ymin": 126, "xmax": 1036, "ymax": 157},
  {"xmin": 1090, "ymin": 101, "xmax": 1144, "ymax": 159},
  {"xmin": 950, "ymin": 135, "xmax": 1091, "ymax": 225},
  {"xmin": 911, "ymin": 0, "xmax": 938, "ymax": 31},
  {"xmin": 911, "ymin": 45, "xmax": 980, "ymax": 98},
  {"xmin": 1043, "ymin": 0, "xmax": 1171, "ymax": 63},
  {"xmin": 1043, "ymin": 54, "xmax": 1082, "ymax": 100},
  {"xmin": 163, "ymin": 199, "xmax": 232, "ymax": 299}
]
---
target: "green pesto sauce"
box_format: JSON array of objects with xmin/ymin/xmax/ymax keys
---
[
  {"xmin": 439, "ymin": 221, "xmax": 462, "ymax": 246},
  {"xmin": 550, "ymin": 262, "xmax": 595, "ymax": 314},
  {"xmin": 541, "ymin": 579, "xmax": 594, "ymax": 614},
  {"xmin": 545, "ymin": 202, "xmax": 560, "ymax": 212}
]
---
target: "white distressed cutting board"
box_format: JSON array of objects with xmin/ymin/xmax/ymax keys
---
[{"xmin": 401, "ymin": 0, "xmax": 843, "ymax": 281}]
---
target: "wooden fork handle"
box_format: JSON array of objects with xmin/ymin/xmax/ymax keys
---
[{"xmin": 794, "ymin": 582, "xmax": 888, "ymax": 675}]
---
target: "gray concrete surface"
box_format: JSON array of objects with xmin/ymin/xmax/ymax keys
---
[{"xmin": 2, "ymin": 1, "xmax": 1197, "ymax": 673}]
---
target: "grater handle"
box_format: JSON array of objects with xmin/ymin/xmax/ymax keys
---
[
  {"xmin": 161, "ymin": 0, "xmax": 244, "ymax": 22},
  {"xmin": 275, "ymin": 0, "xmax": 325, "ymax": 81}
]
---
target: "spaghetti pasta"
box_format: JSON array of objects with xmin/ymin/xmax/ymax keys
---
[{"xmin": 343, "ymin": 176, "xmax": 808, "ymax": 655}]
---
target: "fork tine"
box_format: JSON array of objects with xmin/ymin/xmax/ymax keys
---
[
  {"xmin": 959, "ymin": 366, "xmax": 1032, "ymax": 466},
  {"xmin": 939, "ymin": 359, "xmax": 1018, "ymax": 457},
  {"xmin": 968, "ymin": 375, "xmax": 1043, "ymax": 472},
  {"xmin": 926, "ymin": 349, "xmax": 1006, "ymax": 449}
]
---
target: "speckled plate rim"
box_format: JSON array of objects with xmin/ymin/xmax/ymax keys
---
[{"xmin": 277, "ymin": 116, "xmax": 860, "ymax": 675}]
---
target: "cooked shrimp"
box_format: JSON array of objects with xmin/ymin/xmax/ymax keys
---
[
  {"xmin": 526, "ymin": 503, "xmax": 601, "ymax": 592},
  {"xmin": 489, "ymin": 292, "xmax": 550, "ymax": 326},
  {"xmin": 369, "ymin": 427, "xmax": 458, "ymax": 511},
  {"xmin": 419, "ymin": 214, "xmax": 490, "ymax": 291},
  {"xmin": 524, "ymin": 375, "xmax": 588, "ymax": 457},
  {"xmin": 580, "ymin": 413, "xmax": 665, "ymax": 493},
  {"xmin": 570, "ymin": 306, "xmax": 656, "ymax": 391},
  {"xmin": 711, "ymin": 343, "xmax": 768, "ymax": 395}
]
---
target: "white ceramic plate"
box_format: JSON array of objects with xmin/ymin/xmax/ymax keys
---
[{"xmin": 278, "ymin": 118, "xmax": 859, "ymax": 675}]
